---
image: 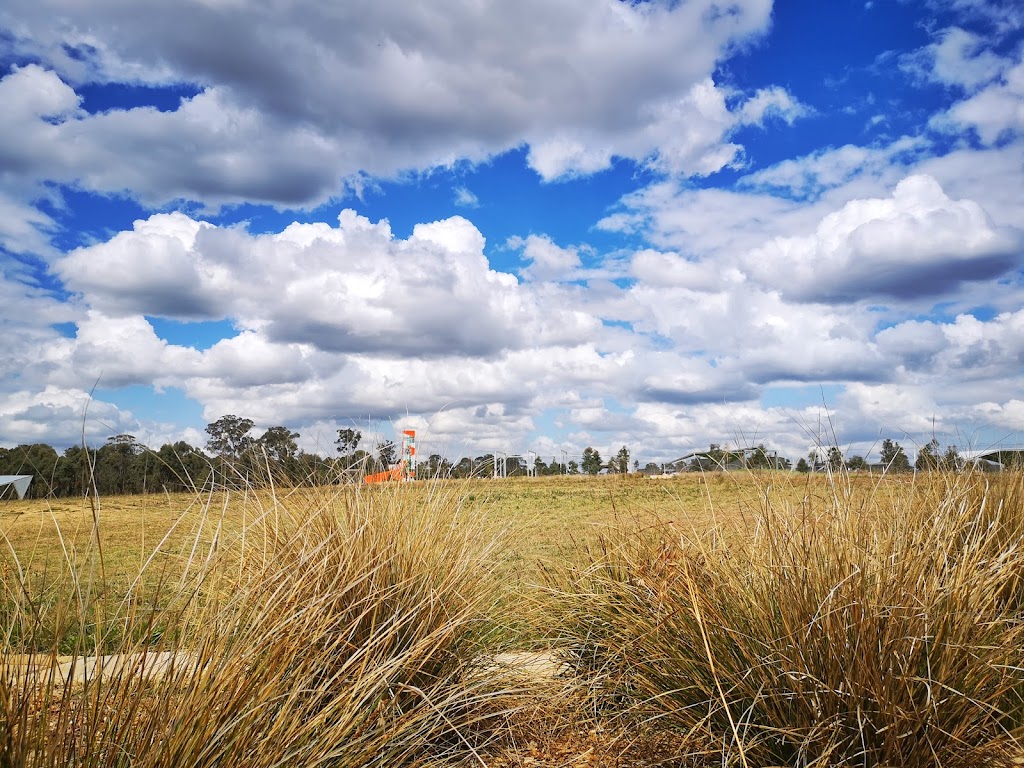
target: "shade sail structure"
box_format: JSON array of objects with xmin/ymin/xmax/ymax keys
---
[{"xmin": 0, "ymin": 475, "xmax": 33, "ymax": 500}]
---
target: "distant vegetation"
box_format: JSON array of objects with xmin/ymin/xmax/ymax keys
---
[{"xmin": 0, "ymin": 413, "xmax": 989, "ymax": 500}]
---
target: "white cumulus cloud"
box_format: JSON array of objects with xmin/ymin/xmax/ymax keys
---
[{"xmin": 742, "ymin": 175, "xmax": 1021, "ymax": 303}]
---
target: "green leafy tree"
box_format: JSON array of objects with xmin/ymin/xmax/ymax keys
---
[
  {"xmin": 53, "ymin": 445, "xmax": 96, "ymax": 497},
  {"xmin": 475, "ymin": 454, "xmax": 495, "ymax": 477},
  {"xmin": 941, "ymin": 445, "xmax": 961, "ymax": 471},
  {"xmin": 880, "ymin": 439, "xmax": 912, "ymax": 472},
  {"xmin": 348, "ymin": 449, "xmax": 373, "ymax": 475},
  {"xmin": 206, "ymin": 415, "xmax": 254, "ymax": 460},
  {"xmin": 567, "ymin": 460, "xmax": 580, "ymax": 475},
  {"xmin": 95, "ymin": 434, "xmax": 143, "ymax": 495},
  {"xmin": 533, "ymin": 455, "xmax": 547, "ymax": 476},
  {"xmin": 504, "ymin": 456, "xmax": 525, "ymax": 477},
  {"xmin": 0, "ymin": 444, "xmax": 59, "ymax": 498},
  {"xmin": 259, "ymin": 426, "xmax": 300, "ymax": 464},
  {"xmin": 581, "ymin": 447, "xmax": 603, "ymax": 475},
  {"xmin": 704, "ymin": 443, "xmax": 744, "ymax": 469},
  {"xmin": 335, "ymin": 428, "xmax": 362, "ymax": 457},
  {"xmin": 915, "ymin": 438, "xmax": 941, "ymax": 471},
  {"xmin": 795, "ymin": 457, "xmax": 810, "ymax": 473},
  {"xmin": 545, "ymin": 458, "xmax": 566, "ymax": 475},
  {"xmin": 450, "ymin": 457, "xmax": 474, "ymax": 478},
  {"xmin": 376, "ymin": 440, "xmax": 397, "ymax": 471},
  {"xmin": 827, "ymin": 446, "xmax": 844, "ymax": 472},
  {"xmin": 154, "ymin": 441, "xmax": 212, "ymax": 492},
  {"xmin": 615, "ymin": 446, "xmax": 630, "ymax": 474},
  {"xmin": 292, "ymin": 450, "xmax": 332, "ymax": 485},
  {"xmin": 846, "ymin": 455, "xmax": 868, "ymax": 471},
  {"xmin": 421, "ymin": 453, "xmax": 452, "ymax": 479},
  {"xmin": 747, "ymin": 443, "xmax": 780, "ymax": 469},
  {"xmin": 257, "ymin": 426, "xmax": 301, "ymax": 482}
]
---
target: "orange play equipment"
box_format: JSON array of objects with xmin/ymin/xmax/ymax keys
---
[{"xmin": 363, "ymin": 429, "xmax": 416, "ymax": 484}]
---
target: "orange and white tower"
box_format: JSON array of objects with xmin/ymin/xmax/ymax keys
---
[{"xmin": 402, "ymin": 430, "xmax": 416, "ymax": 481}]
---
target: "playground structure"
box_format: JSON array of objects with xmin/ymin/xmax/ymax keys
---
[
  {"xmin": 492, "ymin": 451, "xmax": 541, "ymax": 478},
  {"xmin": 0, "ymin": 475, "xmax": 33, "ymax": 500},
  {"xmin": 363, "ymin": 430, "xmax": 416, "ymax": 484},
  {"xmin": 663, "ymin": 446, "xmax": 786, "ymax": 472}
]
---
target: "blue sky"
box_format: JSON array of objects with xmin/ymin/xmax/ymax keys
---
[{"xmin": 1, "ymin": 0, "xmax": 1023, "ymax": 466}]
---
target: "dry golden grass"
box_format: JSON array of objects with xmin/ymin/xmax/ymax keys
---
[
  {"xmin": 2, "ymin": 469, "xmax": 1021, "ymax": 767},
  {"xmin": 0, "ymin": 472, "xmax": 751, "ymax": 600},
  {"xmin": 543, "ymin": 470, "xmax": 1024, "ymax": 767},
  {"xmin": 0, "ymin": 470, "xmax": 895, "ymax": 575},
  {"xmin": 0, "ymin": 471, "xmax": 924, "ymax": 653},
  {"xmin": 2, "ymin": 478, "xmax": 525, "ymax": 767}
]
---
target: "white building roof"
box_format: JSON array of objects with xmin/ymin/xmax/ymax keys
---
[{"xmin": 0, "ymin": 475, "xmax": 33, "ymax": 500}]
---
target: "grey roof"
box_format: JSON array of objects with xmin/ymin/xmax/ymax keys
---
[{"xmin": 0, "ymin": 475, "xmax": 33, "ymax": 500}]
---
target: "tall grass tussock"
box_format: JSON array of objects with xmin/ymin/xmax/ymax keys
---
[
  {"xmin": 1, "ymin": 471, "xmax": 518, "ymax": 767},
  {"xmin": 545, "ymin": 470, "xmax": 1024, "ymax": 767},
  {"xmin": 7, "ymin": 462, "xmax": 1024, "ymax": 766}
]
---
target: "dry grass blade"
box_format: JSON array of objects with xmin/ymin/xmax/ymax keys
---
[
  {"xmin": 546, "ymin": 470, "xmax": 1024, "ymax": 767},
  {"xmin": 1, "ymin": 474, "xmax": 523, "ymax": 767}
]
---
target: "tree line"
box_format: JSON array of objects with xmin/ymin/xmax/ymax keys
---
[
  {"xmin": 1, "ymin": 416, "xmax": 347, "ymax": 500},
  {"xmin": 794, "ymin": 439, "xmax": 963, "ymax": 473},
  {"xmin": 0, "ymin": 414, "xmax": 634, "ymax": 500},
  {"xmin": 0, "ymin": 416, "xmax": 991, "ymax": 501}
]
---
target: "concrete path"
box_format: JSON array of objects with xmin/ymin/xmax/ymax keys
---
[{"xmin": 7, "ymin": 651, "xmax": 192, "ymax": 685}]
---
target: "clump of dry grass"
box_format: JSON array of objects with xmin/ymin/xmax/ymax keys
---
[
  {"xmin": 546, "ymin": 471, "xmax": 1024, "ymax": 767},
  {"xmin": 1, "ymin": 476, "xmax": 520, "ymax": 767}
]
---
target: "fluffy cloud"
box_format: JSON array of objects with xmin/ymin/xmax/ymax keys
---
[
  {"xmin": 590, "ymin": 145, "xmax": 1024, "ymax": 454},
  {"xmin": 57, "ymin": 209, "xmax": 601, "ymax": 359},
  {"xmin": 512, "ymin": 235, "xmax": 584, "ymax": 282},
  {"xmin": 739, "ymin": 138, "xmax": 925, "ymax": 200},
  {"xmin": 742, "ymin": 175, "xmax": 1021, "ymax": 303},
  {"xmin": 453, "ymin": 186, "xmax": 479, "ymax": 208},
  {"xmin": 737, "ymin": 85, "xmax": 809, "ymax": 126},
  {"xmin": 923, "ymin": 1, "xmax": 1024, "ymax": 36},
  {"xmin": 0, "ymin": 192, "xmax": 60, "ymax": 259},
  {"xmin": 67, "ymin": 311, "xmax": 203, "ymax": 388},
  {"xmin": 629, "ymin": 399, "xmax": 832, "ymax": 465},
  {"xmin": 526, "ymin": 78, "xmax": 806, "ymax": 180},
  {"xmin": 0, "ymin": 386, "xmax": 140, "ymax": 446},
  {"xmin": 0, "ymin": 0, "xmax": 796, "ymax": 212},
  {"xmin": 836, "ymin": 382, "xmax": 941, "ymax": 437},
  {"xmin": 877, "ymin": 310, "xmax": 1024, "ymax": 381},
  {"xmin": 0, "ymin": 67, "xmax": 344, "ymax": 209},
  {"xmin": 0, "ymin": 266, "xmax": 78, "ymax": 400},
  {"xmin": 901, "ymin": 27, "xmax": 1008, "ymax": 90},
  {"xmin": 600, "ymin": 181, "xmax": 817, "ymax": 257},
  {"xmin": 607, "ymin": 146, "xmax": 991, "ymax": 331},
  {"xmin": 940, "ymin": 58, "xmax": 1024, "ymax": 144},
  {"xmin": 57, "ymin": 213, "xmax": 217, "ymax": 318}
]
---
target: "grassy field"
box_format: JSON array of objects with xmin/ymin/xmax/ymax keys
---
[
  {"xmin": 2, "ymin": 470, "xmax": 1022, "ymax": 766},
  {"xmin": 0, "ymin": 470, "xmax": 910, "ymax": 580}
]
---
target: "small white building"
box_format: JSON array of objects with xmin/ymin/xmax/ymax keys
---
[{"xmin": 958, "ymin": 449, "xmax": 1024, "ymax": 472}]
